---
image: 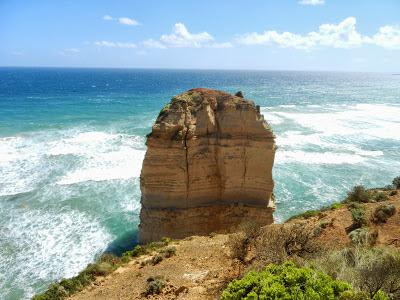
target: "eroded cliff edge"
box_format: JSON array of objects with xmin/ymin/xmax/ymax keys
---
[{"xmin": 139, "ymin": 88, "xmax": 276, "ymax": 243}]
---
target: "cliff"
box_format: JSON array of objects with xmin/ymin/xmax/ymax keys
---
[
  {"xmin": 139, "ymin": 88, "xmax": 276, "ymax": 243},
  {"xmin": 67, "ymin": 187, "xmax": 400, "ymax": 300}
]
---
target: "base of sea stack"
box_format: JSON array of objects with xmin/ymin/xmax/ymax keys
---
[{"xmin": 138, "ymin": 204, "xmax": 274, "ymax": 244}]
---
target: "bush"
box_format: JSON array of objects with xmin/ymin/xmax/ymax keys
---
[
  {"xmin": 250, "ymin": 223, "xmax": 320, "ymax": 270},
  {"xmin": 389, "ymin": 190, "xmax": 398, "ymax": 196},
  {"xmin": 393, "ymin": 176, "xmax": 400, "ymax": 189},
  {"xmin": 348, "ymin": 228, "xmax": 378, "ymax": 246},
  {"xmin": 121, "ymin": 245, "xmax": 146, "ymax": 262},
  {"xmin": 372, "ymin": 204, "xmax": 396, "ymax": 224},
  {"xmin": 221, "ymin": 262, "xmax": 359, "ymax": 299},
  {"xmin": 331, "ymin": 202, "xmax": 345, "ymax": 209},
  {"xmin": 145, "ymin": 276, "xmax": 165, "ymax": 295},
  {"xmin": 227, "ymin": 221, "xmax": 261, "ymax": 262},
  {"xmin": 346, "ymin": 186, "xmax": 372, "ymax": 203},
  {"xmin": 89, "ymin": 262, "xmax": 114, "ymax": 276},
  {"xmin": 160, "ymin": 246, "xmax": 176, "ymax": 258},
  {"xmin": 32, "ymin": 283, "xmax": 68, "ymax": 300},
  {"xmin": 287, "ymin": 209, "xmax": 321, "ymax": 221},
  {"xmin": 347, "ymin": 203, "xmax": 367, "ymax": 233},
  {"xmin": 373, "ymin": 192, "xmax": 389, "ymax": 202},
  {"xmin": 313, "ymin": 247, "xmax": 400, "ymax": 299},
  {"xmin": 151, "ymin": 254, "xmax": 163, "ymax": 265}
]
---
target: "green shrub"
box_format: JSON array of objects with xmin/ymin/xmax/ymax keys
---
[
  {"xmin": 287, "ymin": 202, "xmax": 344, "ymax": 222},
  {"xmin": 221, "ymin": 262, "xmax": 356, "ymax": 300},
  {"xmin": 372, "ymin": 204, "xmax": 396, "ymax": 224},
  {"xmin": 347, "ymin": 203, "xmax": 367, "ymax": 232},
  {"xmin": 331, "ymin": 202, "xmax": 344, "ymax": 209},
  {"xmin": 348, "ymin": 228, "xmax": 378, "ymax": 246},
  {"xmin": 121, "ymin": 245, "xmax": 146, "ymax": 262},
  {"xmin": 32, "ymin": 283, "xmax": 68, "ymax": 300},
  {"xmin": 346, "ymin": 186, "xmax": 372, "ymax": 203},
  {"xmin": 373, "ymin": 192, "xmax": 389, "ymax": 202},
  {"xmin": 145, "ymin": 276, "xmax": 165, "ymax": 295},
  {"xmin": 393, "ymin": 176, "xmax": 400, "ymax": 189},
  {"xmin": 151, "ymin": 254, "xmax": 163, "ymax": 265},
  {"xmin": 160, "ymin": 246, "xmax": 176, "ymax": 258},
  {"xmin": 313, "ymin": 219, "xmax": 333, "ymax": 236}
]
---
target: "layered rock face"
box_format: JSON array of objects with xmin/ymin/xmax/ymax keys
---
[{"xmin": 139, "ymin": 88, "xmax": 276, "ymax": 243}]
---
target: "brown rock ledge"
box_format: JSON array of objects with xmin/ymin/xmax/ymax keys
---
[{"xmin": 139, "ymin": 88, "xmax": 276, "ymax": 243}]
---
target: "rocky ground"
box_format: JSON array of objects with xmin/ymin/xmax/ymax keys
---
[{"xmin": 69, "ymin": 190, "xmax": 400, "ymax": 300}]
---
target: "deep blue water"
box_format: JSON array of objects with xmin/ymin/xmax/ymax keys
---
[{"xmin": 1, "ymin": 67, "xmax": 400, "ymax": 299}]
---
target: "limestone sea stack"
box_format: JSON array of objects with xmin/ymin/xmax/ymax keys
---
[{"xmin": 139, "ymin": 88, "xmax": 276, "ymax": 243}]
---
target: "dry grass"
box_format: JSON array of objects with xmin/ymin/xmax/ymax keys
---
[{"xmin": 312, "ymin": 247, "xmax": 400, "ymax": 298}]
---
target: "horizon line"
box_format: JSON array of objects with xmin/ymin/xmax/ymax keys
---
[{"xmin": 0, "ymin": 65, "xmax": 391, "ymax": 74}]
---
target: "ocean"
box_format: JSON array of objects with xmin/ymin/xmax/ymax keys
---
[{"xmin": 1, "ymin": 67, "xmax": 400, "ymax": 299}]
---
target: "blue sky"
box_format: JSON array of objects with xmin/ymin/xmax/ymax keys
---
[{"xmin": 1, "ymin": 0, "xmax": 399, "ymax": 71}]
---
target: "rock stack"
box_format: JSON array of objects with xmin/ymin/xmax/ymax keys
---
[{"xmin": 139, "ymin": 88, "xmax": 276, "ymax": 243}]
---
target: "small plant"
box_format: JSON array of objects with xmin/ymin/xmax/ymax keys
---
[
  {"xmin": 346, "ymin": 185, "xmax": 372, "ymax": 203},
  {"xmin": 373, "ymin": 192, "xmax": 389, "ymax": 202},
  {"xmin": 372, "ymin": 204, "xmax": 396, "ymax": 224},
  {"xmin": 160, "ymin": 246, "xmax": 176, "ymax": 258},
  {"xmin": 348, "ymin": 228, "xmax": 378, "ymax": 246},
  {"xmin": 331, "ymin": 202, "xmax": 344, "ymax": 209},
  {"xmin": 151, "ymin": 254, "xmax": 163, "ymax": 265},
  {"xmin": 121, "ymin": 245, "xmax": 146, "ymax": 262},
  {"xmin": 393, "ymin": 176, "xmax": 400, "ymax": 189},
  {"xmin": 390, "ymin": 190, "xmax": 398, "ymax": 196},
  {"xmin": 145, "ymin": 276, "xmax": 165, "ymax": 295},
  {"xmin": 347, "ymin": 202, "xmax": 367, "ymax": 233}
]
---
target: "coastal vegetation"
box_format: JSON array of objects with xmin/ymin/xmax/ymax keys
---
[
  {"xmin": 32, "ymin": 238, "xmax": 174, "ymax": 300},
  {"xmin": 221, "ymin": 261, "xmax": 389, "ymax": 300},
  {"xmin": 33, "ymin": 178, "xmax": 399, "ymax": 299}
]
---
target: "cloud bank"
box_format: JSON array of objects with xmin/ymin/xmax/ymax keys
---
[{"xmin": 236, "ymin": 17, "xmax": 400, "ymax": 50}]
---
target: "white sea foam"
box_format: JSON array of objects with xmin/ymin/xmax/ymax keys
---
[
  {"xmin": 0, "ymin": 129, "xmax": 146, "ymax": 196},
  {"xmin": 273, "ymin": 103, "xmax": 400, "ymax": 141},
  {"xmin": 265, "ymin": 103, "xmax": 399, "ymax": 167},
  {"xmin": 0, "ymin": 208, "xmax": 111, "ymax": 299},
  {"xmin": 276, "ymin": 150, "xmax": 366, "ymax": 165},
  {"xmin": 57, "ymin": 147, "xmax": 145, "ymax": 185}
]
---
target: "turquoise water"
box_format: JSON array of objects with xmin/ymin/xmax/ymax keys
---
[{"xmin": 1, "ymin": 67, "xmax": 400, "ymax": 299}]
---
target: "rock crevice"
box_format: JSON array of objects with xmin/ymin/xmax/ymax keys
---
[{"xmin": 139, "ymin": 88, "xmax": 276, "ymax": 243}]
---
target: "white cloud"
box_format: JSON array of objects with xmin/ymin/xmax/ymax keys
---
[
  {"xmin": 103, "ymin": 15, "xmax": 113, "ymax": 21},
  {"xmin": 59, "ymin": 48, "xmax": 80, "ymax": 56},
  {"xmin": 236, "ymin": 17, "xmax": 400, "ymax": 50},
  {"xmin": 370, "ymin": 25, "xmax": 400, "ymax": 49},
  {"xmin": 118, "ymin": 17, "xmax": 140, "ymax": 26},
  {"xmin": 94, "ymin": 41, "xmax": 137, "ymax": 49},
  {"xmin": 160, "ymin": 23, "xmax": 214, "ymax": 47},
  {"xmin": 142, "ymin": 39, "xmax": 167, "ymax": 49},
  {"xmin": 144, "ymin": 23, "xmax": 232, "ymax": 49},
  {"xmin": 299, "ymin": 0, "xmax": 325, "ymax": 5}
]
